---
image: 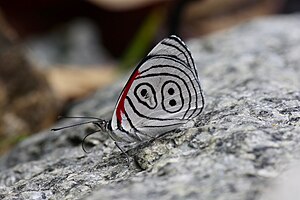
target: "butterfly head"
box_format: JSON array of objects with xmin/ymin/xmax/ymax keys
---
[{"xmin": 92, "ymin": 119, "xmax": 110, "ymax": 132}]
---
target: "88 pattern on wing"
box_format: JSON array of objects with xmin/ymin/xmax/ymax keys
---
[{"xmin": 109, "ymin": 35, "xmax": 204, "ymax": 143}]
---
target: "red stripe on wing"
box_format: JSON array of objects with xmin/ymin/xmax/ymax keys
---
[{"xmin": 116, "ymin": 70, "xmax": 140, "ymax": 122}]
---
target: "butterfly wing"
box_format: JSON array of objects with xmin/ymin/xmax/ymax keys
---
[{"xmin": 110, "ymin": 35, "xmax": 204, "ymax": 142}]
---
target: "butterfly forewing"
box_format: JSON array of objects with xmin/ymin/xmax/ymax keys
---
[{"xmin": 110, "ymin": 35, "xmax": 204, "ymax": 142}]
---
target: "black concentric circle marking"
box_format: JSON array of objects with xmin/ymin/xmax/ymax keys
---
[
  {"xmin": 161, "ymin": 80, "xmax": 184, "ymax": 113},
  {"xmin": 133, "ymin": 82, "xmax": 157, "ymax": 109}
]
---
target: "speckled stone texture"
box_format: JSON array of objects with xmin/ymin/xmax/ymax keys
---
[{"xmin": 1, "ymin": 14, "xmax": 300, "ymax": 200}]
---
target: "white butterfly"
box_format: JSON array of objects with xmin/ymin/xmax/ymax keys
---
[{"xmin": 53, "ymin": 35, "xmax": 204, "ymax": 161}]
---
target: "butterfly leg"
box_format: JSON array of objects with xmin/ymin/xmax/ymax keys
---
[
  {"xmin": 136, "ymin": 131, "xmax": 156, "ymax": 141},
  {"xmin": 114, "ymin": 141, "xmax": 130, "ymax": 166}
]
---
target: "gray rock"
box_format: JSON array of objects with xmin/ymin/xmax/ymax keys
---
[
  {"xmin": 1, "ymin": 14, "xmax": 300, "ymax": 200},
  {"xmin": 259, "ymin": 160, "xmax": 300, "ymax": 200}
]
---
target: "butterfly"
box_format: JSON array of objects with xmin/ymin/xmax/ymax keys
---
[{"xmin": 52, "ymin": 35, "xmax": 204, "ymax": 161}]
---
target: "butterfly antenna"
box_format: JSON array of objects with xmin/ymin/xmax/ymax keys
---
[
  {"xmin": 57, "ymin": 116, "xmax": 103, "ymax": 120},
  {"xmin": 81, "ymin": 129, "xmax": 101, "ymax": 153},
  {"xmin": 51, "ymin": 120, "xmax": 100, "ymax": 131},
  {"xmin": 52, "ymin": 115, "xmax": 108, "ymax": 131}
]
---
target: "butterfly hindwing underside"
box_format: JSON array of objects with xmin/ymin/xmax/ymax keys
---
[{"xmin": 110, "ymin": 35, "xmax": 204, "ymax": 143}]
